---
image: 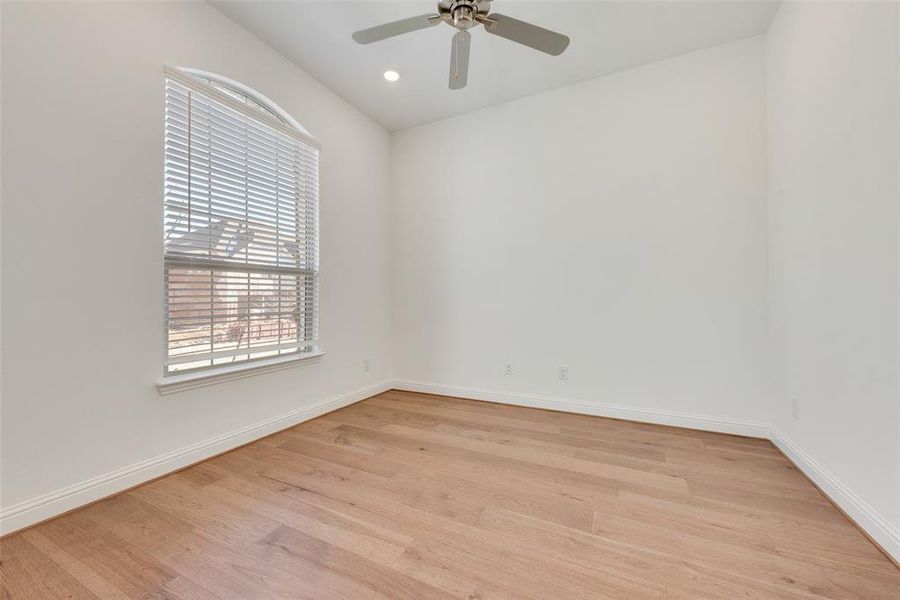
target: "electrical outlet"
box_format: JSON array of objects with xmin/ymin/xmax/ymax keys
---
[
  {"xmin": 791, "ymin": 396, "xmax": 800, "ymax": 419},
  {"xmin": 505, "ymin": 362, "xmax": 513, "ymax": 376},
  {"xmin": 363, "ymin": 358, "xmax": 371, "ymax": 372},
  {"xmin": 558, "ymin": 366, "xmax": 569, "ymax": 381}
]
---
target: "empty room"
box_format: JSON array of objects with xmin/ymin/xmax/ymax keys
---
[{"xmin": 1, "ymin": 0, "xmax": 898, "ymax": 597}]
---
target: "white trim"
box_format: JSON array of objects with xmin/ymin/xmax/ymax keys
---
[
  {"xmin": 157, "ymin": 351, "xmax": 325, "ymax": 395},
  {"xmin": 769, "ymin": 428, "xmax": 900, "ymax": 563},
  {"xmin": 0, "ymin": 380, "xmax": 391, "ymax": 536},
  {"xmin": 391, "ymin": 379, "xmax": 771, "ymax": 438}
]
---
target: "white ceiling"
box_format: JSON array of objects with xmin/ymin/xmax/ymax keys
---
[{"xmin": 212, "ymin": 1, "xmax": 780, "ymax": 131}]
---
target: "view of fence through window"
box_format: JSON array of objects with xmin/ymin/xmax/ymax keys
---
[
  {"xmin": 163, "ymin": 71, "xmax": 319, "ymax": 374},
  {"xmin": 166, "ymin": 268, "xmax": 315, "ymax": 372}
]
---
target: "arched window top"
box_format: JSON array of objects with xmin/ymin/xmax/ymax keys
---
[{"xmin": 177, "ymin": 67, "xmax": 312, "ymax": 138}]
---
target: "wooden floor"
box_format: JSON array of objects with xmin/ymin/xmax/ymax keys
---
[{"xmin": 2, "ymin": 391, "xmax": 898, "ymax": 599}]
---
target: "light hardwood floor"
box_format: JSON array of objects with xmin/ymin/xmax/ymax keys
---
[{"xmin": 2, "ymin": 391, "xmax": 898, "ymax": 599}]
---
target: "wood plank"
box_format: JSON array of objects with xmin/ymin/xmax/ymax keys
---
[
  {"xmin": 29, "ymin": 512, "xmax": 175, "ymax": 598},
  {"xmin": 140, "ymin": 575, "xmax": 221, "ymax": 600},
  {"xmin": 0, "ymin": 535, "xmax": 98, "ymax": 600}
]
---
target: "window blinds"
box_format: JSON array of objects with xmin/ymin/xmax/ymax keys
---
[{"xmin": 164, "ymin": 73, "xmax": 319, "ymax": 374}]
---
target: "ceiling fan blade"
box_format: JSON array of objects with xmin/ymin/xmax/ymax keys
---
[
  {"xmin": 479, "ymin": 13, "xmax": 569, "ymax": 56},
  {"xmin": 352, "ymin": 14, "xmax": 441, "ymax": 44},
  {"xmin": 448, "ymin": 30, "xmax": 471, "ymax": 90}
]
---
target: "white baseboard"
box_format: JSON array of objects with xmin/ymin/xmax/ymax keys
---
[
  {"xmin": 392, "ymin": 379, "xmax": 899, "ymax": 564},
  {"xmin": 770, "ymin": 428, "xmax": 900, "ymax": 563},
  {"xmin": 0, "ymin": 380, "xmax": 392, "ymax": 536},
  {"xmin": 392, "ymin": 379, "xmax": 771, "ymax": 438}
]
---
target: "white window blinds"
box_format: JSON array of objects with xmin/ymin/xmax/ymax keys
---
[{"xmin": 164, "ymin": 71, "xmax": 319, "ymax": 374}]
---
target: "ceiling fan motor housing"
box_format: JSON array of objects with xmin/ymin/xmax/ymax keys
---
[{"xmin": 439, "ymin": 0, "xmax": 492, "ymax": 30}]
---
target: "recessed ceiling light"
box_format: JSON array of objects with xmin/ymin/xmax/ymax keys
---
[{"xmin": 383, "ymin": 70, "xmax": 400, "ymax": 82}]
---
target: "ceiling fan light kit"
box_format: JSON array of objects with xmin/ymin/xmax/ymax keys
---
[{"xmin": 352, "ymin": 0, "xmax": 570, "ymax": 90}]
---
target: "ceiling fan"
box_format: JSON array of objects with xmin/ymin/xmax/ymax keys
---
[{"xmin": 352, "ymin": 0, "xmax": 570, "ymax": 90}]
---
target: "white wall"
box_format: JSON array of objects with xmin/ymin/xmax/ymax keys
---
[
  {"xmin": 391, "ymin": 37, "xmax": 770, "ymax": 429},
  {"xmin": 0, "ymin": 1, "xmax": 392, "ymax": 529},
  {"xmin": 766, "ymin": 0, "xmax": 900, "ymax": 554}
]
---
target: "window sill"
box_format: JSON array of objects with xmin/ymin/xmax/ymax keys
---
[{"xmin": 156, "ymin": 351, "xmax": 324, "ymax": 396}]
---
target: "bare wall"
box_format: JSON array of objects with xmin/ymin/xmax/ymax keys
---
[
  {"xmin": 766, "ymin": 0, "xmax": 900, "ymax": 553},
  {"xmin": 390, "ymin": 37, "xmax": 770, "ymax": 426}
]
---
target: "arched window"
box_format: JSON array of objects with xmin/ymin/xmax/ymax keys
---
[
  {"xmin": 178, "ymin": 68, "xmax": 311, "ymax": 135},
  {"xmin": 192, "ymin": 76, "xmax": 286, "ymax": 122},
  {"xmin": 162, "ymin": 67, "xmax": 320, "ymax": 378}
]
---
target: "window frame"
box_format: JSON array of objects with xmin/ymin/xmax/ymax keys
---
[{"xmin": 159, "ymin": 67, "xmax": 322, "ymax": 392}]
